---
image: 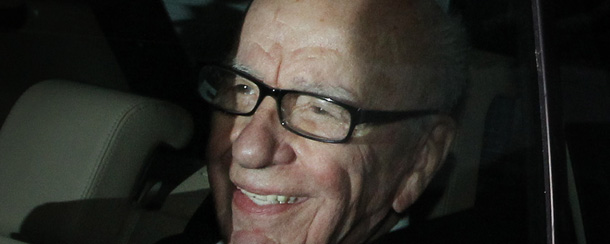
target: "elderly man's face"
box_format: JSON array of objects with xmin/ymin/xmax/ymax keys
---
[{"xmin": 206, "ymin": 0, "xmax": 453, "ymax": 243}]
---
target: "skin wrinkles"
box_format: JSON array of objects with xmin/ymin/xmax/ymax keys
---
[
  {"xmin": 334, "ymin": 146, "xmax": 373, "ymax": 242},
  {"xmin": 236, "ymin": 41, "xmax": 360, "ymax": 105},
  {"xmin": 304, "ymin": 198, "xmax": 332, "ymax": 243},
  {"xmin": 338, "ymin": 142, "xmax": 411, "ymax": 243},
  {"xmin": 238, "ymin": 42, "xmax": 283, "ymax": 85},
  {"xmin": 233, "ymin": 46, "xmax": 358, "ymax": 104},
  {"xmin": 237, "ymin": 1, "xmax": 355, "ymax": 89},
  {"xmin": 214, "ymin": 96, "xmax": 422, "ymax": 244},
  {"xmin": 206, "ymin": 0, "xmax": 459, "ymax": 243},
  {"xmin": 284, "ymin": 47, "xmax": 362, "ymax": 103}
]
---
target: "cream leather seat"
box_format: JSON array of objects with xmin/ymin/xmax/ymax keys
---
[{"xmin": 0, "ymin": 80, "xmax": 194, "ymax": 244}]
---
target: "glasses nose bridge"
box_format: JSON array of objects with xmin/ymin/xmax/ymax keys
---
[{"xmin": 256, "ymin": 84, "xmax": 285, "ymax": 113}]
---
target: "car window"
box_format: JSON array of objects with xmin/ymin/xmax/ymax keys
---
[
  {"xmin": 7, "ymin": 0, "xmax": 609, "ymax": 243},
  {"xmin": 542, "ymin": 0, "xmax": 610, "ymax": 243},
  {"xmin": 398, "ymin": 0, "xmax": 549, "ymax": 243}
]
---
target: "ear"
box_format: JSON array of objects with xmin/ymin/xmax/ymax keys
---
[{"xmin": 392, "ymin": 116, "xmax": 456, "ymax": 213}]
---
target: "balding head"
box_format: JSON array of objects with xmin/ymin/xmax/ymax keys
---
[{"xmin": 351, "ymin": 0, "xmax": 467, "ymax": 113}]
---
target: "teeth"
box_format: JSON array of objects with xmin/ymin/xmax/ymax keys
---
[
  {"xmin": 239, "ymin": 188, "xmax": 299, "ymax": 206},
  {"xmin": 277, "ymin": 195, "xmax": 287, "ymax": 203}
]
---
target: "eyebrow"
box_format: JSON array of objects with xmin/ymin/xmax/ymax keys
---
[
  {"xmin": 230, "ymin": 62, "xmax": 359, "ymax": 105},
  {"xmin": 294, "ymin": 79, "xmax": 358, "ymax": 104},
  {"xmin": 231, "ymin": 62, "xmax": 252, "ymax": 75}
]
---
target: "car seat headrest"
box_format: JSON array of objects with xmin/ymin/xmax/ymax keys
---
[{"xmin": 0, "ymin": 80, "xmax": 194, "ymax": 243}]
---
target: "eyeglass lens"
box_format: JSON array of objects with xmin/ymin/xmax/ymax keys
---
[{"xmin": 199, "ymin": 66, "xmax": 353, "ymax": 141}]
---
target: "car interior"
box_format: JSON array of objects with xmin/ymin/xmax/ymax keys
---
[{"xmin": 1, "ymin": 0, "xmax": 608, "ymax": 243}]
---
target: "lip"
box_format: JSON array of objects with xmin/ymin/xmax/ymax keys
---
[{"xmin": 232, "ymin": 185, "xmax": 307, "ymax": 215}]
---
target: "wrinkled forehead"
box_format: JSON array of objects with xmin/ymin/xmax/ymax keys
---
[
  {"xmin": 237, "ymin": 0, "xmax": 358, "ymax": 63},
  {"xmin": 236, "ymin": 0, "xmax": 435, "ymax": 108},
  {"xmin": 238, "ymin": 0, "xmax": 425, "ymax": 59}
]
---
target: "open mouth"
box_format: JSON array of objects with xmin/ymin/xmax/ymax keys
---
[{"xmin": 238, "ymin": 187, "xmax": 302, "ymax": 205}]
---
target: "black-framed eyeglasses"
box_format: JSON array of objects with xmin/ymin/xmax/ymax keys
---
[{"xmin": 198, "ymin": 65, "xmax": 438, "ymax": 143}]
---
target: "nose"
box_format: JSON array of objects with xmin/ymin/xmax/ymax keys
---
[{"xmin": 231, "ymin": 98, "xmax": 296, "ymax": 169}]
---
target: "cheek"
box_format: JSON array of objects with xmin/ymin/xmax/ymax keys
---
[
  {"xmin": 339, "ymin": 137, "xmax": 412, "ymax": 216},
  {"xmin": 300, "ymin": 145, "xmax": 368, "ymax": 215},
  {"xmin": 300, "ymin": 143, "xmax": 363, "ymax": 197},
  {"xmin": 291, "ymin": 151, "xmax": 358, "ymax": 242},
  {"xmin": 363, "ymin": 136, "xmax": 415, "ymax": 207},
  {"xmin": 302, "ymin": 143, "xmax": 412, "ymax": 242},
  {"xmin": 311, "ymin": 159, "xmax": 354, "ymax": 200}
]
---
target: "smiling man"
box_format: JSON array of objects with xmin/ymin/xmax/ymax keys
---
[{"xmin": 181, "ymin": 0, "xmax": 466, "ymax": 243}]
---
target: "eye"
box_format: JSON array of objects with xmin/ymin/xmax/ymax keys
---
[
  {"xmin": 312, "ymin": 106, "xmax": 330, "ymax": 115},
  {"xmin": 234, "ymin": 84, "xmax": 255, "ymax": 95},
  {"xmin": 302, "ymin": 101, "xmax": 346, "ymax": 122}
]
